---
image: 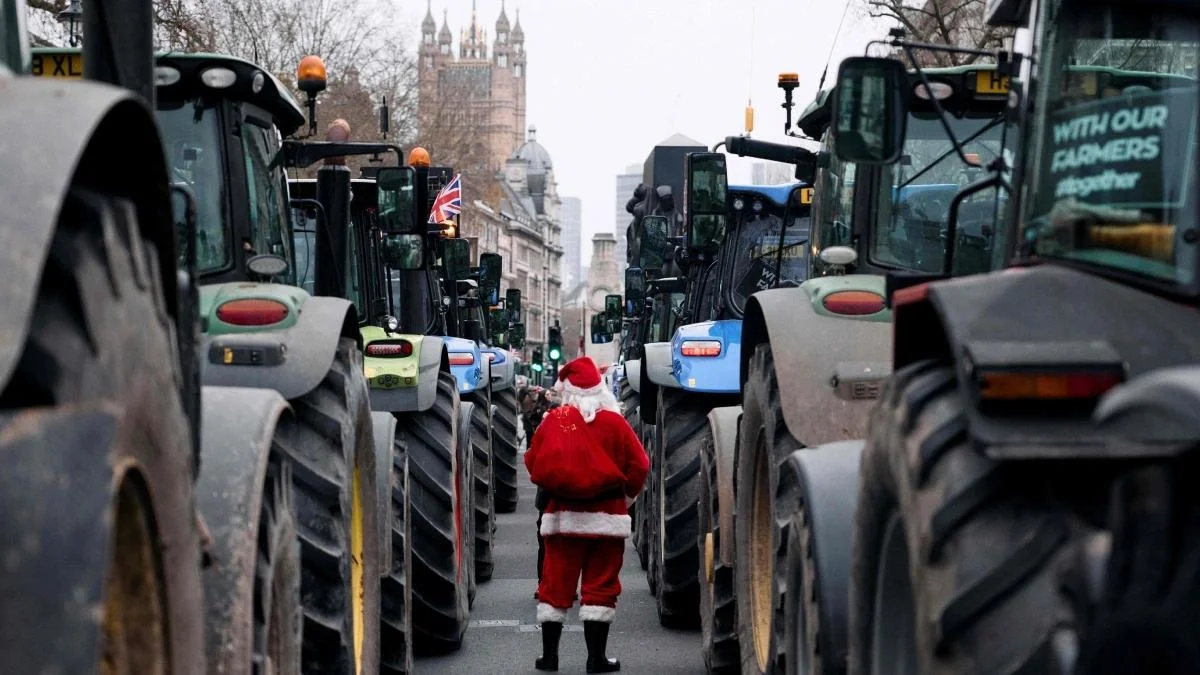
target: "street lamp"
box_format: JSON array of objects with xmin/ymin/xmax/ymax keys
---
[{"xmin": 57, "ymin": 0, "xmax": 83, "ymax": 47}]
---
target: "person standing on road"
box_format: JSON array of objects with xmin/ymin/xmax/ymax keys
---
[{"xmin": 524, "ymin": 357, "xmax": 649, "ymax": 673}]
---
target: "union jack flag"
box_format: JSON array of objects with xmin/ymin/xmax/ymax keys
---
[{"xmin": 428, "ymin": 173, "xmax": 463, "ymax": 224}]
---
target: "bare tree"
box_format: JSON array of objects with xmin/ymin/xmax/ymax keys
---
[
  {"xmin": 862, "ymin": 0, "xmax": 1013, "ymax": 66},
  {"xmin": 26, "ymin": 0, "xmax": 210, "ymax": 50},
  {"xmin": 413, "ymin": 73, "xmax": 498, "ymax": 203}
]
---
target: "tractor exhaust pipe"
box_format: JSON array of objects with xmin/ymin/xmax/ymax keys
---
[{"xmin": 83, "ymin": 0, "xmax": 156, "ymax": 106}]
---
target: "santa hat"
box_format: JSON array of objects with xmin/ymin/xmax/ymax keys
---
[{"xmin": 554, "ymin": 357, "xmax": 619, "ymax": 422}]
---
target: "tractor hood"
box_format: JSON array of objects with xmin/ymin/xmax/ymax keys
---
[{"xmin": 200, "ymin": 282, "xmax": 308, "ymax": 335}]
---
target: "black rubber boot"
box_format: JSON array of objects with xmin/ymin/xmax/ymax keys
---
[
  {"xmin": 584, "ymin": 620, "xmax": 620, "ymax": 673},
  {"xmin": 535, "ymin": 621, "xmax": 562, "ymax": 671}
]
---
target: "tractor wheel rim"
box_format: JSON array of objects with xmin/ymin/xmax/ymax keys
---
[
  {"xmin": 750, "ymin": 439, "xmax": 773, "ymax": 671},
  {"xmin": 351, "ymin": 465, "xmax": 365, "ymax": 674},
  {"xmin": 103, "ymin": 472, "xmax": 168, "ymax": 675}
]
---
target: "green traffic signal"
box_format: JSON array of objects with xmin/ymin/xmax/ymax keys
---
[
  {"xmin": 548, "ymin": 346, "xmax": 561, "ymax": 361},
  {"xmin": 548, "ymin": 325, "xmax": 563, "ymax": 362},
  {"xmin": 531, "ymin": 363, "xmax": 543, "ymax": 372}
]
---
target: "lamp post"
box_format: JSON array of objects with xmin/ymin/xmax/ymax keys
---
[{"xmin": 57, "ymin": 0, "xmax": 83, "ymax": 47}]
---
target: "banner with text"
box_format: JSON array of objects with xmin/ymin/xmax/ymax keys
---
[{"xmin": 1033, "ymin": 87, "xmax": 1195, "ymax": 215}]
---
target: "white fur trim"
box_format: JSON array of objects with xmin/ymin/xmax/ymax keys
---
[
  {"xmin": 579, "ymin": 605, "xmax": 616, "ymax": 622},
  {"xmin": 560, "ymin": 379, "xmax": 606, "ymax": 397},
  {"xmin": 560, "ymin": 385, "xmax": 623, "ymax": 423},
  {"xmin": 537, "ymin": 602, "xmax": 567, "ymax": 623},
  {"xmin": 540, "ymin": 510, "xmax": 631, "ymax": 538}
]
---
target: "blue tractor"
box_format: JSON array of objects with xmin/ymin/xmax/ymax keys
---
[{"xmin": 635, "ymin": 174, "xmax": 813, "ymax": 628}]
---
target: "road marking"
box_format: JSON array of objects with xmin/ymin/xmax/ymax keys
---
[
  {"xmin": 518, "ymin": 624, "xmax": 583, "ymax": 632},
  {"xmin": 472, "ymin": 619, "xmax": 520, "ymax": 627}
]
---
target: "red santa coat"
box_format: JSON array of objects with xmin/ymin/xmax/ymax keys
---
[{"xmin": 525, "ymin": 407, "xmax": 649, "ymax": 539}]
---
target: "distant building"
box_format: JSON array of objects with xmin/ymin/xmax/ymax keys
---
[
  {"xmin": 418, "ymin": 1, "xmax": 527, "ymax": 172},
  {"xmin": 560, "ymin": 196, "xmax": 582, "ymax": 288},
  {"xmin": 752, "ymin": 161, "xmax": 796, "ymax": 185},
  {"xmin": 614, "ymin": 163, "xmax": 641, "ymax": 276},
  {"xmin": 561, "ymin": 233, "xmax": 622, "ymax": 366}
]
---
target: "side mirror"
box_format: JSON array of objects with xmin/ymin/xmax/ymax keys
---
[
  {"xmin": 794, "ymin": 148, "xmax": 818, "ymax": 184},
  {"xmin": 684, "ymin": 152, "xmax": 728, "ymax": 249},
  {"xmin": 590, "ymin": 313, "xmax": 613, "ymax": 344},
  {"xmin": 624, "ymin": 267, "xmax": 645, "ymax": 303},
  {"xmin": 479, "ymin": 252, "xmax": 503, "ymax": 306},
  {"xmin": 648, "ymin": 276, "xmax": 686, "ymax": 295},
  {"xmin": 833, "ymin": 56, "xmax": 908, "ymax": 164},
  {"xmin": 382, "ymin": 233, "xmax": 425, "ymax": 270},
  {"xmin": 638, "ymin": 215, "xmax": 671, "ymax": 269},
  {"xmin": 506, "ymin": 288, "xmax": 522, "ymax": 322},
  {"xmin": 443, "ymin": 237, "xmax": 471, "ymax": 280},
  {"xmin": 375, "ymin": 166, "xmax": 416, "ymax": 232},
  {"xmin": 604, "ymin": 294, "xmax": 622, "ymax": 323}
]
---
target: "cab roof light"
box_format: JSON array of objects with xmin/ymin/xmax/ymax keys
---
[
  {"xmin": 822, "ymin": 290, "xmax": 886, "ymax": 316},
  {"xmin": 976, "ymin": 369, "xmax": 1125, "ymax": 401},
  {"xmin": 200, "ymin": 67, "xmax": 237, "ymax": 89},
  {"xmin": 408, "ymin": 147, "xmax": 431, "ymax": 167},
  {"xmin": 365, "ymin": 340, "xmax": 413, "ymax": 358},
  {"xmin": 778, "ymin": 72, "xmax": 800, "ymax": 87},
  {"xmin": 449, "ymin": 352, "xmax": 475, "ymax": 366},
  {"xmin": 681, "ymin": 340, "xmax": 722, "ymax": 357},
  {"xmin": 155, "ymin": 66, "xmax": 181, "ymax": 87},
  {"xmin": 215, "ymin": 298, "xmax": 289, "ymax": 326},
  {"xmin": 296, "ymin": 55, "xmax": 327, "ymax": 94}
]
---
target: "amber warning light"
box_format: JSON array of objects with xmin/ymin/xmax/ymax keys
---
[
  {"xmin": 297, "ymin": 55, "xmax": 327, "ymax": 94},
  {"xmin": 408, "ymin": 147, "xmax": 431, "ymax": 168}
]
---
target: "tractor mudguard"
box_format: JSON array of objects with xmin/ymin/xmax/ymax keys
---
[
  {"xmin": 0, "ymin": 79, "xmax": 178, "ymax": 388},
  {"xmin": 643, "ymin": 342, "xmax": 677, "ymax": 388},
  {"xmin": 706, "ymin": 405, "xmax": 743, "ymax": 567},
  {"xmin": 368, "ymin": 336, "xmax": 448, "ymax": 413},
  {"xmin": 1090, "ymin": 365, "xmax": 1200, "ymax": 455},
  {"xmin": 780, "ymin": 440, "xmax": 863, "ymax": 667},
  {"xmin": 741, "ymin": 282, "xmax": 892, "ymax": 447},
  {"xmin": 0, "ymin": 405, "xmax": 123, "ymax": 674},
  {"xmin": 200, "ymin": 296, "xmax": 357, "ymax": 400},
  {"xmin": 625, "ymin": 359, "xmax": 642, "ymax": 394},
  {"xmin": 194, "ymin": 386, "xmax": 291, "ymax": 656},
  {"xmin": 671, "ymin": 320, "xmax": 741, "ymax": 394},
  {"xmin": 903, "ymin": 266, "xmax": 1200, "ymax": 457},
  {"xmin": 369, "ymin": 411, "xmax": 397, "ymax": 575}
]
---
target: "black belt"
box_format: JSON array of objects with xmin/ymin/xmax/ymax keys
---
[{"xmin": 547, "ymin": 487, "xmax": 624, "ymax": 505}]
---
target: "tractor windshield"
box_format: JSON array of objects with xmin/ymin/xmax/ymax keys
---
[
  {"xmin": 157, "ymin": 101, "xmax": 228, "ymax": 274},
  {"xmin": 873, "ymin": 111, "xmax": 1007, "ymax": 274},
  {"xmin": 727, "ymin": 190, "xmax": 811, "ymax": 315},
  {"xmin": 1023, "ymin": 3, "xmax": 1199, "ymax": 290}
]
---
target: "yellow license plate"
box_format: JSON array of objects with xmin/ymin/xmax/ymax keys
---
[
  {"xmin": 975, "ymin": 70, "xmax": 1009, "ymax": 95},
  {"xmin": 31, "ymin": 52, "xmax": 83, "ymax": 79},
  {"xmin": 799, "ymin": 187, "xmax": 814, "ymax": 205}
]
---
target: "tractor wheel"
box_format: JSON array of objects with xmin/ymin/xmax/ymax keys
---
[
  {"xmin": 850, "ymin": 361, "xmax": 1075, "ymax": 674},
  {"xmin": 639, "ymin": 422, "xmax": 656, "ymax": 577},
  {"xmin": 381, "ymin": 429, "xmax": 413, "ymax": 674},
  {"xmin": 492, "ymin": 386, "xmax": 522, "ymax": 513},
  {"xmin": 652, "ymin": 387, "xmax": 708, "ymax": 628},
  {"xmin": 465, "ymin": 388, "xmax": 496, "ymax": 582},
  {"xmin": 700, "ymin": 432, "xmax": 741, "ymax": 673},
  {"xmin": 460, "ymin": 399, "xmax": 479, "ymax": 608},
  {"xmin": 619, "ymin": 377, "xmax": 639, "ymax": 423},
  {"xmin": 0, "ymin": 190, "xmax": 203, "ymax": 674},
  {"xmin": 403, "ymin": 370, "xmax": 470, "ymax": 655},
  {"xmin": 286, "ymin": 338, "xmax": 382, "ymax": 675},
  {"xmin": 736, "ymin": 344, "xmax": 804, "ymax": 675}
]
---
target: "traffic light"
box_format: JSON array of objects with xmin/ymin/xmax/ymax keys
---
[
  {"xmin": 532, "ymin": 347, "xmax": 543, "ymax": 370},
  {"xmin": 548, "ymin": 326, "xmax": 563, "ymax": 362}
]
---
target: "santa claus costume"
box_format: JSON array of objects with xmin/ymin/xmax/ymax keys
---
[{"xmin": 524, "ymin": 357, "xmax": 649, "ymax": 673}]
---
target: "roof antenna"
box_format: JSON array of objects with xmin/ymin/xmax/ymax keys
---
[
  {"xmin": 816, "ymin": 1, "xmax": 852, "ymax": 92},
  {"xmin": 744, "ymin": 2, "xmax": 755, "ymax": 137}
]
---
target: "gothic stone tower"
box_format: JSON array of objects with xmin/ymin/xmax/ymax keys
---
[{"xmin": 418, "ymin": 1, "xmax": 528, "ymax": 172}]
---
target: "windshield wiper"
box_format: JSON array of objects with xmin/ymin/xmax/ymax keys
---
[{"xmin": 898, "ymin": 117, "xmax": 1004, "ymax": 190}]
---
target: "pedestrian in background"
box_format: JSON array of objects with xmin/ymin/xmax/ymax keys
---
[{"xmin": 525, "ymin": 357, "xmax": 649, "ymax": 673}]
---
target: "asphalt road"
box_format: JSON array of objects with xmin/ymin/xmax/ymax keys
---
[{"xmin": 415, "ymin": 457, "xmax": 702, "ymax": 674}]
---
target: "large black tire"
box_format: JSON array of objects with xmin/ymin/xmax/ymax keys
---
[
  {"xmin": 381, "ymin": 429, "xmax": 413, "ymax": 674},
  {"xmin": 850, "ymin": 361, "xmax": 1075, "ymax": 675},
  {"xmin": 700, "ymin": 432, "xmax": 741, "ymax": 673},
  {"xmin": 620, "ymin": 379, "xmax": 650, "ymax": 570},
  {"xmin": 0, "ymin": 190, "xmax": 204, "ymax": 674},
  {"xmin": 639, "ymin": 421, "xmax": 656, "ymax": 577},
  {"xmin": 285, "ymin": 338, "xmax": 382, "ymax": 675},
  {"xmin": 492, "ymin": 386, "xmax": 521, "ymax": 513},
  {"xmin": 783, "ymin": 501, "xmax": 834, "ymax": 675},
  {"xmin": 736, "ymin": 344, "xmax": 804, "ymax": 675},
  {"xmin": 465, "ymin": 388, "xmax": 496, "ymax": 582},
  {"xmin": 403, "ymin": 370, "xmax": 471, "ymax": 655},
  {"xmin": 652, "ymin": 387, "xmax": 709, "ymax": 628}
]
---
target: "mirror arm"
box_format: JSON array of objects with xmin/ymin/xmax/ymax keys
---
[
  {"xmin": 901, "ymin": 46, "xmax": 977, "ymax": 168},
  {"xmin": 943, "ymin": 174, "xmax": 1012, "ymax": 276}
]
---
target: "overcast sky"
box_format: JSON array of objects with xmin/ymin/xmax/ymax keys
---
[{"xmin": 391, "ymin": 0, "xmax": 893, "ymax": 261}]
